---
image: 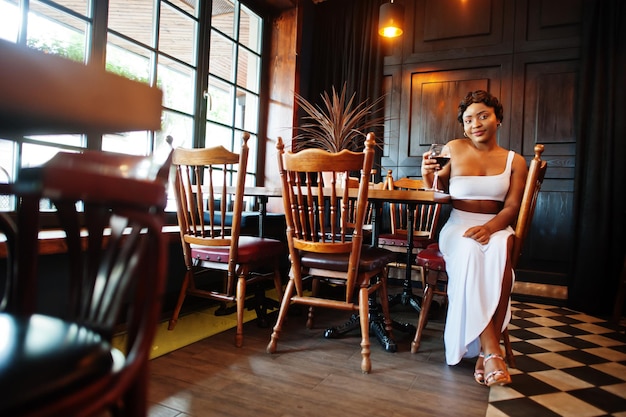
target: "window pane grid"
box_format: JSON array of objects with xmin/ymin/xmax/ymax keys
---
[
  {"xmin": 158, "ymin": 1, "xmax": 197, "ymax": 64},
  {"xmin": 1, "ymin": 0, "xmax": 264, "ymax": 213},
  {"xmin": 207, "ymin": 0, "xmax": 261, "ymax": 170}
]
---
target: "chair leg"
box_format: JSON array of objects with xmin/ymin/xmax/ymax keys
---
[
  {"xmin": 501, "ymin": 328, "xmax": 515, "ymax": 368},
  {"xmin": 168, "ymin": 269, "xmax": 192, "ymax": 330},
  {"xmin": 235, "ymin": 274, "xmax": 246, "ymax": 348},
  {"xmin": 273, "ymin": 261, "xmax": 284, "ymax": 301},
  {"xmin": 306, "ymin": 278, "xmax": 320, "ymax": 329},
  {"xmin": 267, "ymin": 279, "xmax": 295, "ymax": 354},
  {"xmin": 358, "ymin": 286, "xmax": 371, "ymax": 374},
  {"xmin": 411, "ymin": 275, "xmax": 435, "ymax": 353}
]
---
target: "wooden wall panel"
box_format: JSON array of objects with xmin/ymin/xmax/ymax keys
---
[
  {"xmin": 423, "ymin": 0, "xmax": 492, "ymax": 41},
  {"xmin": 508, "ymin": 49, "xmax": 579, "ymax": 288},
  {"xmin": 514, "ymin": 0, "xmax": 582, "ymax": 51},
  {"xmin": 381, "ymin": 66, "xmax": 403, "ymax": 173},
  {"xmin": 511, "ymin": 50, "xmax": 579, "ymax": 177},
  {"xmin": 404, "ymin": 0, "xmax": 514, "ymax": 63}
]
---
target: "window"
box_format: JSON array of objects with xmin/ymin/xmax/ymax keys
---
[
  {"xmin": 206, "ymin": 1, "xmax": 262, "ymax": 196},
  {"xmin": 0, "ymin": 0, "xmax": 264, "ymax": 212}
]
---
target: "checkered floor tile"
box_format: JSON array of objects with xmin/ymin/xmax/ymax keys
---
[{"xmin": 487, "ymin": 302, "xmax": 626, "ymax": 417}]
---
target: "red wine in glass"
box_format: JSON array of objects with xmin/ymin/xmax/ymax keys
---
[
  {"xmin": 434, "ymin": 156, "xmax": 450, "ymax": 168},
  {"xmin": 427, "ymin": 143, "xmax": 450, "ymax": 191}
]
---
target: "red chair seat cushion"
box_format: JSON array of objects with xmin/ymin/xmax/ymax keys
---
[
  {"xmin": 0, "ymin": 313, "xmax": 114, "ymax": 415},
  {"xmin": 415, "ymin": 246, "xmax": 446, "ymax": 270},
  {"xmin": 191, "ymin": 236, "xmax": 286, "ymax": 264}
]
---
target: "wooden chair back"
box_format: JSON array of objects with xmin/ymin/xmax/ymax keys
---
[
  {"xmin": 11, "ymin": 149, "xmax": 172, "ymax": 319},
  {"xmin": 269, "ymin": 133, "xmax": 397, "ymax": 373},
  {"xmin": 171, "ymin": 132, "xmax": 250, "ymax": 294},
  {"xmin": 1, "ymin": 148, "xmax": 171, "ymax": 416},
  {"xmin": 277, "ymin": 134, "xmax": 375, "ymax": 299},
  {"xmin": 511, "ymin": 144, "xmax": 548, "ymax": 267},
  {"xmin": 168, "ymin": 132, "xmax": 285, "ymax": 347},
  {"xmin": 500, "ymin": 144, "xmax": 547, "ymax": 365},
  {"xmin": 385, "ymin": 172, "xmax": 441, "ymax": 242}
]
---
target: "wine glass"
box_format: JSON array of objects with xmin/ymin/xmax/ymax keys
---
[{"xmin": 428, "ymin": 143, "xmax": 450, "ymax": 192}]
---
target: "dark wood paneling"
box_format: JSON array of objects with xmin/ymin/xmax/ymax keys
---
[
  {"xmin": 403, "ymin": 0, "xmax": 514, "ymax": 63},
  {"xmin": 382, "ymin": 74, "xmax": 393, "ymax": 160},
  {"xmin": 511, "ymin": 49, "xmax": 579, "ymax": 178},
  {"xmin": 529, "ymin": 183, "xmax": 574, "ymax": 262},
  {"xmin": 507, "ymin": 49, "xmax": 579, "ymax": 288},
  {"xmin": 423, "ymin": 0, "xmax": 492, "ymax": 41},
  {"xmin": 514, "ymin": 0, "xmax": 582, "ymax": 52},
  {"xmin": 381, "ymin": 66, "xmax": 403, "ymax": 172}
]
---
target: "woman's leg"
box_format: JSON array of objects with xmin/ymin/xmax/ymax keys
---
[
  {"xmin": 477, "ymin": 235, "xmax": 515, "ymax": 386},
  {"xmin": 479, "ymin": 321, "xmax": 511, "ymax": 386},
  {"xmin": 493, "ymin": 235, "xmax": 515, "ymax": 332}
]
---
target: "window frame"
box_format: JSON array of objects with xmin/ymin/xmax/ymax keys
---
[{"xmin": 0, "ymin": 0, "xmax": 268, "ymax": 224}]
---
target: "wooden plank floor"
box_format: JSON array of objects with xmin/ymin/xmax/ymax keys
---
[{"xmin": 147, "ymin": 290, "xmax": 490, "ymax": 417}]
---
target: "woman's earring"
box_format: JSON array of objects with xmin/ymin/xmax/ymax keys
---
[{"xmin": 463, "ymin": 132, "xmax": 468, "ymax": 137}]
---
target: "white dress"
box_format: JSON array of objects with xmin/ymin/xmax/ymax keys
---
[
  {"xmin": 439, "ymin": 150, "xmax": 516, "ymax": 365},
  {"xmin": 439, "ymin": 210, "xmax": 514, "ymax": 365}
]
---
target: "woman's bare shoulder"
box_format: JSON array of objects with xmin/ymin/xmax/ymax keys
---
[
  {"xmin": 511, "ymin": 152, "xmax": 528, "ymax": 173},
  {"xmin": 510, "ymin": 150, "xmax": 525, "ymax": 163},
  {"xmin": 447, "ymin": 138, "xmax": 471, "ymax": 151}
]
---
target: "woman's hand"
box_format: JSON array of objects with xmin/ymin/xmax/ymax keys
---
[
  {"xmin": 421, "ymin": 151, "xmax": 439, "ymax": 175},
  {"xmin": 463, "ymin": 225, "xmax": 492, "ymax": 245},
  {"xmin": 421, "ymin": 151, "xmax": 438, "ymax": 188}
]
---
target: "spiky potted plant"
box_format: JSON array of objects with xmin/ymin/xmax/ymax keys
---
[{"xmin": 294, "ymin": 83, "xmax": 385, "ymax": 153}]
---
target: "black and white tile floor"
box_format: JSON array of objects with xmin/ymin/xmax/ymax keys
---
[{"xmin": 487, "ymin": 302, "xmax": 626, "ymax": 417}]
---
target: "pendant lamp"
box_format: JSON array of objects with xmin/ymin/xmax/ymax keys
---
[{"xmin": 378, "ymin": 0, "xmax": 404, "ymax": 38}]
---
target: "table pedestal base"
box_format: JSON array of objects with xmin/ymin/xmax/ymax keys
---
[
  {"xmin": 324, "ymin": 304, "xmax": 397, "ymax": 353},
  {"xmin": 389, "ymin": 290, "xmax": 422, "ymax": 313},
  {"xmin": 388, "ymin": 278, "xmax": 422, "ymax": 333}
]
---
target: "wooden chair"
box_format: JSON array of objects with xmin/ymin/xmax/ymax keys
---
[
  {"xmin": 411, "ymin": 144, "xmax": 548, "ymax": 369},
  {"xmin": 378, "ymin": 172, "xmax": 442, "ymax": 312},
  {"xmin": 168, "ymin": 132, "xmax": 285, "ymax": 347},
  {"xmin": 0, "ymin": 148, "xmax": 172, "ymax": 417},
  {"xmin": 267, "ymin": 133, "xmax": 397, "ymax": 373}
]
